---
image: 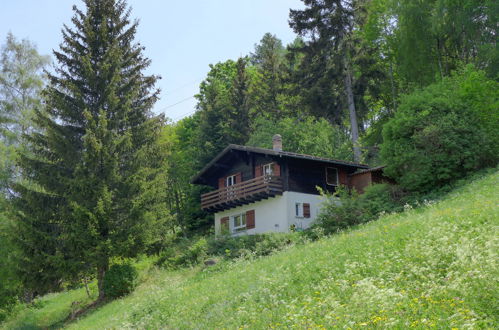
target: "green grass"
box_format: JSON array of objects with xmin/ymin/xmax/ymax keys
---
[{"xmin": 3, "ymin": 170, "xmax": 498, "ymax": 329}]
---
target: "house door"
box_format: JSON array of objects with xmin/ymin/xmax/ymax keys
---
[{"xmin": 226, "ymin": 174, "xmax": 236, "ymax": 200}]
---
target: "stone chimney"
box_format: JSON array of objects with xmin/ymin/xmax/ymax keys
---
[{"xmin": 272, "ymin": 134, "xmax": 282, "ymax": 151}]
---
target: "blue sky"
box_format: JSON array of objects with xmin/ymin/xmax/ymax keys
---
[{"xmin": 0, "ymin": 0, "xmax": 304, "ymax": 121}]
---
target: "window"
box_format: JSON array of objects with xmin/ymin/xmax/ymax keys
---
[
  {"xmin": 226, "ymin": 175, "xmax": 236, "ymax": 187},
  {"xmin": 232, "ymin": 213, "xmax": 246, "ymax": 232},
  {"xmin": 263, "ymin": 163, "xmax": 273, "ymax": 176},
  {"xmin": 295, "ymin": 202, "xmax": 311, "ymax": 218},
  {"xmin": 326, "ymin": 167, "xmax": 339, "ymax": 186},
  {"xmin": 295, "ymin": 203, "xmax": 304, "ymax": 218}
]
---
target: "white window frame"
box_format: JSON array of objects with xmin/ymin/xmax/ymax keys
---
[
  {"xmin": 262, "ymin": 163, "xmax": 273, "ymax": 176},
  {"xmin": 226, "ymin": 174, "xmax": 236, "ymax": 187},
  {"xmin": 231, "ymin": 213, "xmax": 247, "ymax": 232},
  {"xmin": 295, "ymin": 202, "xmax": 304, "ymax": 218},
  {"xmin": 326, "ymin": 167, "xmax": 339, "ymax": 186}
]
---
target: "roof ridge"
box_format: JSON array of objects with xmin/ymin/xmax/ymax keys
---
[{"xmin": 230, "ymin": 144, "xmax": 368, "ymax": 167}]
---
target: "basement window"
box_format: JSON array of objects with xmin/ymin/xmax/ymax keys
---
[
  {"xmin": 326, "ymin": 167, "xmax": 339, "ymax": 186},
  {"xmin": 295, "ymin": 203, "xmax": 304, "ymax": 218},
  {"xmin": 232, "ymin": 213, "xmax": 246, "ymax": 232}
]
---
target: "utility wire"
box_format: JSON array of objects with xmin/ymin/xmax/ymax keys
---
[
  {"xmin": 157, "ymin": 95, "xmax": 195, "ymax": 113},
  {"xmin": 163, "ymin": 77, "xmax": 203, "ymax": 96},
  {"xmin": 171, "ymin": 109, "xmax": 197, "ymax": 122}
]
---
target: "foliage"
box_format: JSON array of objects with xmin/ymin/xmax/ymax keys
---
[
  {"xmin": 156, "ymin": 238, "xmax": 208, "ymax": 269},
  {"xmin": 316, "ymin": 183, "xmax": 404, "ymax": 234},
  {"xmin": 102, "ymin": 264, "xmax": 138, "ymax": 299},
  {"xmin": 156, "ymin": 233, "xmax": 305, "ymax": 269},
  {"xmin": 13, "ymin": 0, "xmax": 167, "ymax": 300},
  {"xmin": 0, "ymin": 199, "xmax": 20, "ymax": 322},
  {"xmin": 381, "ymin": 66, "xmax": 499, "ymax": 192},
  {"xmin": 0, "ymin": 33, "xmax": 49, "ymax": 144},
  {"xmin": 207, "ymin": 232, "xmax": 303, "ymax": 259},
  {"xmin": 0, "ymin": 33, "xmax": 49, "ymax": 194},
  {"xmin": 4, "ymin": 170, "xmax": 497, "ymax": 328},
  {"xmin": 195, "ymin": 60, "xmax": 247, "ymax": 165},
  {"xmin": 247, "ymin": 115, "xmax": 353, "ymax": 160},
  {"xmin": 159, "ymin": 115, "xmax": 212, "ymax": 236},
  {"xmin": 289, "ymin": 0, "xmax": 385, "ymax": 161},
  {"xmin": 249, "ymin": 33, "xmax": 289, "ymax": 120}
]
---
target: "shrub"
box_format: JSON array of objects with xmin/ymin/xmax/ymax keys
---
[
  {"xmin": 102, "ymin": 263, "xmax": 138, "ymax": 299},
  {"xmin": 381, "ymin": 66, "xmax": 499, "ymax": 192},
  {"xmin": 207, "ymin": 233, "xmax": 302, "ymax": 260},
  {"xmin": 156, "ymin": 238, "xmax": 208, "ymax": 269},
  {"xmin": 316, "ymin": 184, "xmax": 404, "ymax": 234}
]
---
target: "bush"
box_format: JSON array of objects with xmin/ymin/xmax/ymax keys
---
[
  {"xmin": 102, "ymin": 263, "xmax": 138, "ymax": 299},
  {"xmin": 381, "ymin": 66, "xmax": 499, "ymax": 192},
  {"xmin": 207, "ymin": 232, "xmax": 302, "ymax": 259},
  {"xmin": 156, "ymin": 238, "xmax": 208, "ymax": 269},
  {"xmin": 316, "ymin": 184, "xmax": 404, "ymax": 234}
]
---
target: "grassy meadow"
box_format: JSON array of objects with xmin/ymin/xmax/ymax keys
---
[{"xmin": 2, "ymin": 170, "xmax": 498, "ymax": 329}]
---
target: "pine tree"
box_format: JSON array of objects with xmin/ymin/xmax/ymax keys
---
[
  {"xmin": 229, "ymin": 57, "xmax": 251, "ymax": 144},
  {"xmin": 250, "ymin": 33, "xmax": 287, "ymax": 120},
  {"xmin": 14, "ymin": 0, "xmax": 165, "ymax": 300}
]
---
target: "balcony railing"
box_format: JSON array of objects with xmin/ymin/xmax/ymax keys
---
[{"xmin": 201, "ymin": 175, "xmax": 283, "ymax": 212}]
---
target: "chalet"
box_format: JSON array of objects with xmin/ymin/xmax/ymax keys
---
[{"xmin": 192, "ymin": 135, "xmax": 386, "ymax": 236}]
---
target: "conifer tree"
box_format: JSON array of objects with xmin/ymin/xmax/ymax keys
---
[
  {"xmin": 290, "ymin": 0, "xmax": 379, "ymax": 162},
  {"xmin": 229, "ymin": 57, "xmax": 251, "ymax": 144},
  {"xmin": 14, "ymin": 0, "xmax": 165, "ymax": 300},
  {"xmin": 250, "ymin": 33, "xmax": 287, "ymax": 120}
]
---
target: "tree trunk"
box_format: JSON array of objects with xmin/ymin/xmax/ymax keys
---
[
  {"xmin": 344, "ymin": 58, "xmax": 361, "ymax": 162},
  {"xmin": 96, "ymin": 259, "xmax": 109, "ymax": 301},
  {"xmin": 389, "ymin": 60, "xmax": 397, "ymax": 113},
  {"xmin": 83, "ymin": 277, "xmax": 91, "ymax": 298}
]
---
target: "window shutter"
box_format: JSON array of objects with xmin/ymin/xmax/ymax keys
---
[
  {"xmin": 218, "ymin": 177, "xmax": 225, "ymax": 189},
  {"xmin": 339, "ymin": 170, "xmax": 347, "ymax": 185},
  {"xmin": 303, "ymin": 203, "xmax": 311, "ymax": 218},
  {"xmin": 273, "ymin": 163, "xmax": 281, "ymax": 176},
  {"xmin": 221, "ymin": 217, "xmax": 229, "ymax": 230},
  {"xmin": 235, "ymin": 172, "xmax": 242, "ymax": 184},
  {"xmin": 246, "ymin": 210, "xmax": 255, "ymax": 229},
  {"xmin": 255, "ymin": 165, "xmax": 263, "ymax": 177}
]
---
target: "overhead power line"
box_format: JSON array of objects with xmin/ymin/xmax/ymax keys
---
[
  {"xmin": 164, "ymin": 77, "xmax": 203, "ymax": 96},
  {"xmin": 157, "ymin": 95, "xmax": 195, "ymax": 113},
  {"xmin": 171, "ymin": 109, "xmax": 197, "ymax": 122}
]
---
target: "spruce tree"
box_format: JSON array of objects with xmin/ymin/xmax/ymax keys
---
[
  {"xmin": 229, "ymin": 57, "xmax": 251, "ymax": 144},
  {"xmin": 249, "ymin": 33, "xmax": 287, "ymax": 120},
  {"xmin": 14, "ymin": 0, "xmax": 165, "ymax": 300}
]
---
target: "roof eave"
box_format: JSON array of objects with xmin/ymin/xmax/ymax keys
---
[
  {"xmin": 190, "ymin": 144, "xmax": 237, "ymax": 184},
  {"xmin": 191, "ymin": 144, "xmax": 369, "ymax": 185}
]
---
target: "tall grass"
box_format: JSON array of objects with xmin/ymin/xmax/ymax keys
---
[{"xmin": 3, "ymin": 170, "xmax": 498, "ymax": 329}]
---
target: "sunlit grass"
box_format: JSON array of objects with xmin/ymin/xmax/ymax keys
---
[{"xmin": 3, "ymin": 170, "xmax": 498, "ymax": 329}]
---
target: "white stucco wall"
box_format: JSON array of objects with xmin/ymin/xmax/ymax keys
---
[
  {"xmin": 284, "ymin": 191, "xmax": 324, "ymax": 231},
  {"xmin": 214, "ymin": 191, "xmax": 325, "ymax": 236}
]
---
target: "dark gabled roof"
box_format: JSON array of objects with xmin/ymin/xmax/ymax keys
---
[
  {"xmin": 191, "ymin": 144, "xmax": 369, "ymax": 184},
  {"xmin": 349, "ymin": 165, "xmax": 386, "ymax": 176}
]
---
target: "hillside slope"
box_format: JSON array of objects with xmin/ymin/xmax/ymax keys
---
[{"xmin": 4, "ymin": 170, "xmax": 498, "ymax": 329}]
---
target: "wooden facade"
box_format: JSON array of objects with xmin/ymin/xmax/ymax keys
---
[{"xmin": 193, "ymin": 145, "xmax": 374, "ymax": 213}]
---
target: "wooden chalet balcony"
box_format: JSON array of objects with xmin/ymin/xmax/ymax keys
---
[{"xmin": 201, "ymin": 175, "xmax": 283, "ymax": 212}]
